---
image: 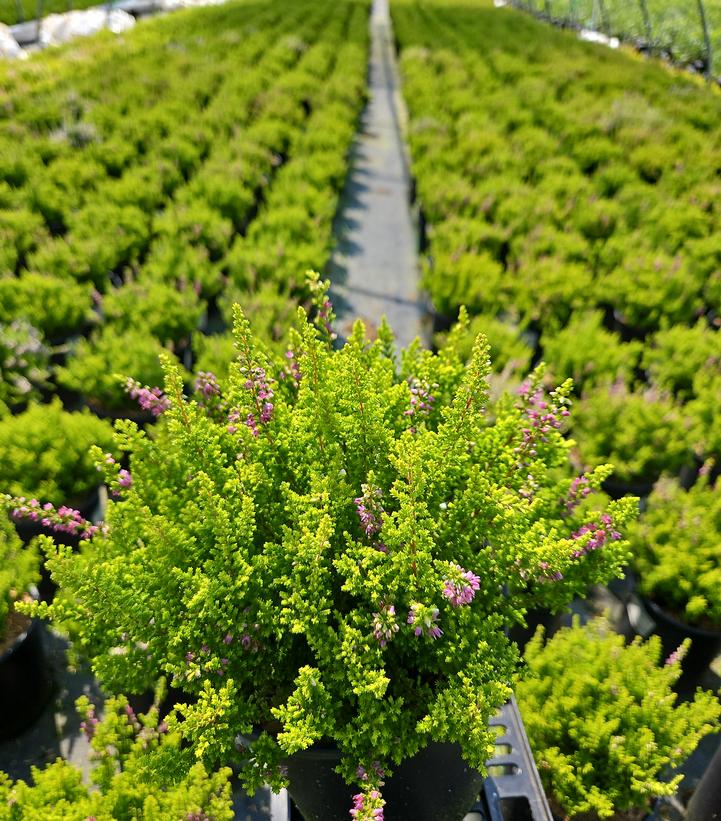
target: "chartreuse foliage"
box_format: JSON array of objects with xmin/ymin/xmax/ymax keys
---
[
  {"xmin": 0, "ymin": 398, "xmax": 114, "ymax": 504},
  {"xmin": 0, "ymin": 694, "xmax": 233, "ymax": 820},
  {"xmin": 0, "ymin": 0, "xmax": 369, "ymax": 422},
  {"xmin": 392, "ymin": 0, "xmax": 721, "ymax": 483},
  {"xmin": 517, "ymin": 618, "xmax": 721, "ymax": 819},
  {"xmin": 570, "ymin": 384, "xmax": 692, "ymax": 486},
  {"xmin": 0, "ymin": 510, "xmax": 38, "ymax": 640},
  {"xmin": 24, "ymin": 291, "xmax": 634, "ymax": 818},
  {"xmin": 631, "ymin": 474, "xmax": 721, "ymax": 627}
]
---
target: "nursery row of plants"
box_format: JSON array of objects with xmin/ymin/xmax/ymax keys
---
[
  {"xmin": 0, "ymin": 0, "xmax": 368, "ymax": 508},
  {"xmin": 515, "ymin": 0, "xmax": 721, "ymax": 77},
  {"xmin": 394, "ymin": 0, "xmax": 721, "ymax": 491},
  {"xmin": 392, "ymin": 1, "xmax": 721, "ymax": 813},
  {"xmin": 3, "ymin": 1, "xmax": 721, "ymax": 819}
]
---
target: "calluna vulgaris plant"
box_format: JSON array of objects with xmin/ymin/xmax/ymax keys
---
[
  {"xmin": 21, "ymin": 282, "xmax": 635, "ymax": 820},
  {"xmin": 517, "ymin": 618, "xmax": 721, "ymax": 819},
  {"xmin": 0, "ymin": 694, "xmax": 233, "ymax": 820},
  {"xmin": 631, "ymin": 472, "xmax": 721, "ymax": 627}
]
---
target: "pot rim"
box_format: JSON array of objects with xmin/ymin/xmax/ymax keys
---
[{"xmin": 641, "ymin": 595, "xmax": 721, "ymax": 640}]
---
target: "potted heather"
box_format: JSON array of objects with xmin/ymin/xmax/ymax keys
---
[
  {"xmin": 25, "ymin": 286, "xmax": 634, "ymax": 821},
  {"xmin": 101, "ymin": 278, "xmax": 206, "ymax": 349},
  {"xmin": 0, "ymin": 274, "xmax": 94, "ymax": 343},
  {"xmin": 570, "ymin": 384, "xmax": 694, "ymax": 497},
  {"xmin": 56, "ymin": 326, "xmax": 184, "ymax": 419},
  {"xmin": 0, "ymin": 398, "xmax": 115, "ymax": 510},
  {"xmin": 516, "ymin": 618, "xmax": 721, "ymax": 820},
  {"xmin": 628, "ymin": 473, "xmax": 721, "ymax": 676},
  {"xmin": 0, "ymin": 513, "xmax": 51, "ymax": 739},
  {"xmin": 0, "ymin": 694, "xmax": 233, "ymax": 817},
  {"xmin": 542, "ymin": 311, "xmax": 641, "ymax": 393}
]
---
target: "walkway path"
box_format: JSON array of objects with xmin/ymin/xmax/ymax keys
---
[{"xmin": 329, "ymin": 0, "xmax": 429, "ymax": 351}]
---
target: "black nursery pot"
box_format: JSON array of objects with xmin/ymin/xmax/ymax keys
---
[
  {"xmin": 640, "ymin": 597, "xmax": 721, "ymax": 679},
  {"xmin": 0, "ymin": 618, "xmax": 53, "ymax": 740},
  {"xmin": 281, "ymin": 741, "xmax": 484, "ymax": 821}
]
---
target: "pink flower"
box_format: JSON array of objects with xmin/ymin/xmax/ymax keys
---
[{"xmin": 442, "ymin": 564, "xmax": 480, "ymax": 606}]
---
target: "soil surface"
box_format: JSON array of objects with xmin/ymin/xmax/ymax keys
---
[{"xmin": 0, "ymin": 611, "xmax": 31, "ymax": 656}]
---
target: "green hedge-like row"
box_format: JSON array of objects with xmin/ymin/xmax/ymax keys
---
[
  {"xmin": 393, "ymin": 0, "xmax": 721, "ymax": 489},
  {"xmin": 0, "ymin": 0, "xmax": 368, "ymax": 503}
]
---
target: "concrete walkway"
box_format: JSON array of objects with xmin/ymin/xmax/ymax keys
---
[{"xmin": 329, "ymin": 0, "xmax": 429, "ymax": 351}]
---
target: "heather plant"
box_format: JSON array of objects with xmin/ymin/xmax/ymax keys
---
[
  {"xmin": 193, "ymin": 333, "xmax": 236, "ymax": 382},
  {"xmin": 542, "ymin": 312, "xmax": 641, "ymax": 392},
  {"xmin": 571, "ymin": 385, "xmax": 692, "ymax": 487},
  {"xmin": 101, "ymin": 279, "xmax": 205, "ymax": 346},
  {"xmin": 0, "ymin": 399, "xmax": 114, "ymax": 506},
  {"xmin": 0, "ymin": 321, "xmax": 51, "ymax": 408},
  {"xmin": 0, "ymin": 512, "xmax": 39, "ymax": 642},
  {"xmin": 631, "ymin": 474, "xmax": 721, "ymax": 628},
  {"xmin": 0, "ymin": 695, "xmax": 233, "ymax": 820},
  {"xmin": 642, "ymin": 321, "xmax": 721, "ymax": 399},
  {"xmin": 602, "ymin": 253, "xmax": 703, "ymax": 334},
  {"xmin": 434, "ymin": 307, "xmax": 533, "ymax": 375},
  {"xmin": 26, "ymin": 284, "xmax": 634, "ymax": 819},
  {"xmin": 57, "ymin": 327, "xmax": 182, "ymax": 413},
  {"xmin": 517, "ymin": 618, "xmax": 721, "ymax": 819},
  {"xmin": 0, "ymin": 274, "xmax": 94, "ymax": 341},
  {"xmin": 689, "ymin": 369, "xmax": 721, "ymax": 463}
]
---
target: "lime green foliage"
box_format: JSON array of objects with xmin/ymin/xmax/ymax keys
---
[
  {"xmin": 0, "ymin": 0, "xmax": 97, "ymax": 25},
  {"xmin": 0, "ymin": 398, "xmax": 114, "ymax": 504},
  {"xmin": 517, "ymin": 618, "xmax": 721, "ymax": 819},
  {"xmin": 26, "ymin": 292, "xmax": 634, "ymax": 811},
  {"xmin": 0, "ymin": 512, "xmax": 39, "ymax": 638},
  {"xmin": 57, "ymin": 328, "xmax": 181, "ymax": 411},
  {"xmin": 643, "ymin": 321, "xmax": 721, "ymax": 399},
  {"xmin": 193, "ymin": 333, "xmax": 236, "ymax": 382},
  {"xmin": 0, "ymin": 695, "xmax": 233, "ymax": 820},
  {"xmin": 543, "ymin": 311, "xmax": 641, "ymax": 391},
  {"xmin": 393, "ymin": 0, "xmax": 721, "ymax": 491},
  {"xmin": 0, "ymin": 0, "xmax": 369, "ymax": 421},
  {"xmin": 571, "ymin": 385, "xmax": 692, "ymax": 485},
  {"xmin": 0, "ymin": 321, "xmax": 51, "ymax": 408},
  {"xmin": 0, "ymin": 274, "xmax": 93, "ymax": 340},
  {"xmin": 632, "ymin": 475, "xmax": 721, "ymax": 627},
  {"xmin": 102, "ymin": 279, "xmax": 205, "ymax": 345},
  {"xmin": 434, "ymin": 308, "xmax": 533, "ymax": 374},
  {"xmin": 689, "ymin": 369, "xmax": 721, "ymax": 463}
]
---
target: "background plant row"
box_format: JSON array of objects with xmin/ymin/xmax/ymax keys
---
[
  {"xmin": 0, "ymin": 0, "xmax": 369, "ymax": 505},
  {"xmin": 393, "ymin": 0, "xmax": 721, "ymax": 491}
]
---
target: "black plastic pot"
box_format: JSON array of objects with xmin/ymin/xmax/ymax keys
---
[
  {"xmin": 507, "ymin": 607, "xmax": 561, "ymax": 650},
  {"xmin": 249, "ymin": 740, "xmax": 484, "ymax": 821},
  {"xmin": 640, "ymin": 597, "xmax": 721, "ymax": 679},
  {"xmin": 0, "ymin": 618, "xmax": 53, "ymax": 740},
  {"xmin": 84, "ymin": 398, "xmax": 156, "ymax": 425}
]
